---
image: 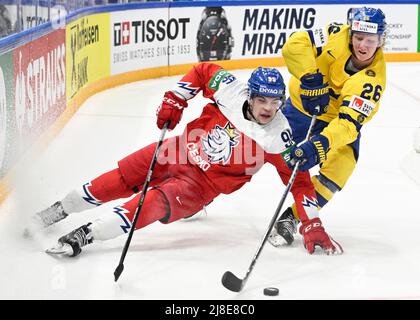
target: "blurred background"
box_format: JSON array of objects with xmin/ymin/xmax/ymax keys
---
[{"xmin": 0, "ymin": 0, "xmax": 200, "ymax": 38}]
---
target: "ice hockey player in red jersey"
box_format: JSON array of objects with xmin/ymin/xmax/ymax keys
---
[{"xmin": 27, "ymin": 63, "xmax": 342, "ymax": 257}]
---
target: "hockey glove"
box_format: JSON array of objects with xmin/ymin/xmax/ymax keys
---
[
  {"xmin": 299, "ymin": 217, "xmax": 343, "ymax": 255},
  {"xmin": 156, "ymin": 91, "xmax": 188, "ymax": 130},
  {"xmin": 300, "ymin": 72, "xmax": 329, "ymax": 116},
  {"xmin": 291, "ymin": 134, "xmax": 329, "ymax": 171}
]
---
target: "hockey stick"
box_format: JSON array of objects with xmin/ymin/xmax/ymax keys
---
[
  {"xmin": 114, "ymin": 121, "xmax": 170, "ymax": 282},
  {"xmin": 222, "ymin": 113, "xmax": 318, "ymax": 292}
]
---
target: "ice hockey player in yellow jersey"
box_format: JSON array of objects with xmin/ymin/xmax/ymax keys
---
[{"xmin": 269, "ymin": 7, "xmax": 387, "ymax": 249}]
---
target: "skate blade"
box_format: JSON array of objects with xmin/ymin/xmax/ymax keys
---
[{"xmin": 45, "ymin": 243, "xmax": 73, "ymax": 256}]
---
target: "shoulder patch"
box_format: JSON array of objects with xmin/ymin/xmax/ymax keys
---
[
  {"xmin": 312, "ymin": 28, "xmax": 328, "ymax": 47},
  {"xmin": 347, "ymin": 95, "xmax": 376, "ymax": 117},
  {"xmin": 209, "ymin": 70, "xmax": 235, "ymax": 91},
  {"xmin": 365, "ymin": 70, "xmax": 376, "ymax": 77}
]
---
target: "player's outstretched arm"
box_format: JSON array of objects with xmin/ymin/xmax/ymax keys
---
[
  {"xmin": 156, "ymin": 62, "xmax": 227, "ymax": 130},
  {"xmin": 156, "ymin": 91, "xmax": 188, "ymax": 130},
  {"xmin": 299, "ymin": 217, "xmax": 343, "ymax": 255}
]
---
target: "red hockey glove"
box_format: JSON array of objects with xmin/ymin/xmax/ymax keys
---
[
  {"xmin": 156, "ymin": 91, "xmax": 188, "ymax": 130},
  {"xmin": 299, "ymin": 218, "xmax": 343, "ymax": 255}
]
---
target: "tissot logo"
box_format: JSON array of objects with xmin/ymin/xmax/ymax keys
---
[
  {"xmin": 113, "ymin": 18, "xmax": 190, "ymax": 46},
  {"xmin": 113, "ymin": 21, "xmax": 131, "ymax": 46}
]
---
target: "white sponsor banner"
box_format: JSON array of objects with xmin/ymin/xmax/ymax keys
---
[
  {"xmin": 111, "ymin": 8, "xmax": 192, "ymax": 75},
  {"xmin": 168, "ymin": 3, "xmax": 417, "ymax": 65},
  {"xmin": 228, "ymin": 5, "xmax": 318, "ymax": 59},
  {"xmin": 380, "ymin": 5, "xmax": 417, "ymax": 53},
  {"xmin": 168, "ymin": 7, "xmax": 203, "ymax": 66},
  {"xmin": 109, "ymin": 4, "xmax": 417, "ymax": 72},
  {"xmin": 170, "ymin": 5, "xmax": 323, "ymax": 63}
]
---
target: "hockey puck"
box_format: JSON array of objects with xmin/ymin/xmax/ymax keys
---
[{"xmin": 263, "ymin": 287, "xmax": 279, "ymax": 296}]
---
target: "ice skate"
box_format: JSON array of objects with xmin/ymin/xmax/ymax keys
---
[
  {"xmin": 268, "ymin": 207, "xmax": 298, "ymax": 247},
  {"xmin": 23, "ymin": 201, "xmax": 68, "ymax": 237},
  {"xmin": 46, "ymin": 223, "xmax": 93, "ymax": 257}
]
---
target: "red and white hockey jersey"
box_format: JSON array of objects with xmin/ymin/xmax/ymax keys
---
[
  {"xmin": 175, "ymin": 64, "xmax": 291, "ymax": 188},
  {"xmin": 171, "ymin": 63, "xmax": 319, "ymax": 221}
]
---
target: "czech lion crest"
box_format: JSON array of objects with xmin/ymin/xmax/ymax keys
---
[{"xmin": 201, "ymin": 122, "xmax": 240, "ymax": 164}]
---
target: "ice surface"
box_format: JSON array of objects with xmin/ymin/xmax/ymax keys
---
[{"xmin": 1, "ymin": 64, "xmax": 420, "ymax": 300}]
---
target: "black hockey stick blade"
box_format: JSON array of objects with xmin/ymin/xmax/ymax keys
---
[
  {"xmin": 222, "ymin": 271, "xmax": 243, "ymax": 292},
  {"xmin": 114, "ymin": 263, "xmax": 124, "ymax": 282}
]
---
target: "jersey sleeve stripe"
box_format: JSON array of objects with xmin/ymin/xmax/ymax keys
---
[
  {"xmin": 317, "ymin": 173, "xmax": 342, "ymax": 193},
  {"xmin": 329, "ymin": 88, "xmax": 340, "ymax": 100},
  {"xmin": 339, "ymin": 112, "xmax": 362, "ymax": 132}
]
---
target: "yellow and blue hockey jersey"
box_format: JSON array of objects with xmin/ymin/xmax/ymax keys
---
[{"xmin": 282, "ymin": 23, "xmax": 386, "ymax": 150}]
